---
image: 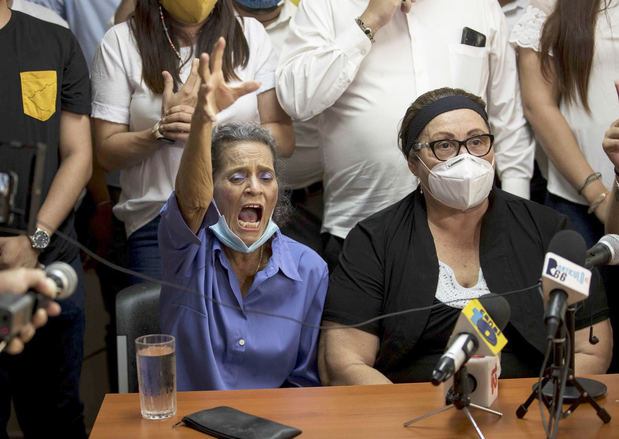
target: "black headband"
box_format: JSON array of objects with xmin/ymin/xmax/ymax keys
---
[{"xmin": 404, "ymin": 95, "xmax": 489, "ymax": 158}]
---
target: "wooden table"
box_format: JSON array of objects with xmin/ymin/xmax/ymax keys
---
[{"xmin": 90, "ymin": 375, "xmax": 619, "ymax": 438}]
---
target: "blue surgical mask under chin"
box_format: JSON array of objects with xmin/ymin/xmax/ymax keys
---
[{"xmin": 209, "ymin": 214, "xmax": 279, "ymax": 254}]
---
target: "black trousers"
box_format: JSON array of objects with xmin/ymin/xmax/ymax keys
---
[{"xmin": 280, "ymin": 182, "xmax": 323, "ymax": 255}]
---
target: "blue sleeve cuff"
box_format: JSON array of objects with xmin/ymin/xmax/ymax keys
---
[{"xmin": 159, "ymin": 193, "xmax": 219, "ymax": 248}]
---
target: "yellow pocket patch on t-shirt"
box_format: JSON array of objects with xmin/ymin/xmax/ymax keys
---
[{"xmin": 20, "ymin": 70, "xmax": 57, "ymax": 122}]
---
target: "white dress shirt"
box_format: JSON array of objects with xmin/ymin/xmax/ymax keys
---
[
  {"xmin": 510, "ymin": 0, "xmax": 619, "ymax": 205},
  {"xmin": 91, "ymin": 18, "xmax": 277, "ymax": 237},
  {"xmin": 277, "ymin": 0, "xmax": 534, "ymax": 238},
  {"xmin": 501, "ymin": 0, "xmax": 530, "ymax": 32},
  {"xmin": 265, "ymin": 0, "xmax": 322, "ymax": 189}
]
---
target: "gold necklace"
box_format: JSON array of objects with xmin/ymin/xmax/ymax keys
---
[{"xmin": 254, "ymin": 245, "xmax": 264, "ymax": 276}]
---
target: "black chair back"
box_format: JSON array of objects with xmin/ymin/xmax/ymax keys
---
[{"xmin": 115, "ymin": 282, "xmax": 161, "ymax": 393}]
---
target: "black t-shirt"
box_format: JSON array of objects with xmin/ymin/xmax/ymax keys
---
[
  {"xmin": 0, "ymin": 11, "xmax": 90, "ymax": 264},
  {"xmin": 323, "ymin": 189, "xmax": 609, "ymax": 382}
]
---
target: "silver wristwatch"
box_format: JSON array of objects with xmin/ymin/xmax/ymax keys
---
[{"xmin": 29, "ymin": 228, "xmax": 50, "ymax": 250}]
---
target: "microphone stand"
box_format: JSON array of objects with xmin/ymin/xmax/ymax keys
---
[
  {"xmin": 516, "ymin": 306, "xmax": 611, "ymax": 424},
  {"xmin": 403, "ymin": 365, "xmax": 502, "ymax": 439},
  {"xmin": 541, "ymin": 307, "xmax": 607, "ymax": 404}
]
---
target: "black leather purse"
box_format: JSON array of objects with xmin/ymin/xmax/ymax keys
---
[{"xmin": 178, "ymin": 406, "xmax": 302, "ymax": 439}]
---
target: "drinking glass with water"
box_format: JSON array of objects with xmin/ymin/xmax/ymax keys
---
[{"xmin": 136, "ymin": 334, "xmax": 177, "ymax": 419}]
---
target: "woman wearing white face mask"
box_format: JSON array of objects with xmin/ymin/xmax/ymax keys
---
[
  {"xmin": 318, "ymin": 87, "xmax": 612, "ymax": 385},
  {"xmin": 91, "ymin": 0, "xmax": 294, "ymax": 283}
]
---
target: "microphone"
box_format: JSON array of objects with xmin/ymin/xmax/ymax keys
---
[
  {"xmin": 0, "ymin": 262, "xmax": 77, "ymax": 349},
  {"xmin": 43, "ymin": 261, "xmax": 78, "ymax": 300},
  {"xmin": 431, "ymin": 294, "xmax": 510, "ymax": 385},
  {"xmin": 442, "ymin": 355, "xmax": 501, "ymax": 408},
  {"xmin": 585, "ymin": 234, "xmax": 619, "ymax": 267},
  {"xmin": 542, "ymin": 230, "xmax": 591, "ymax": 339}
]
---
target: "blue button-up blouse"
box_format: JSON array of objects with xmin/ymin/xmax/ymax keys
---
[{"xmin": 158, "ymin": 194, "xmax": 329, "ymax": 391}]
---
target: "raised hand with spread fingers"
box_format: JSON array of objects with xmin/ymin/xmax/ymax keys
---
[
  {"xmin": 194, "ymin": 37, "xmax": 261, "ymax": 124},
  {"xmin": 176, "ymin": 37, "xmax": 261, "ymax": 233}
]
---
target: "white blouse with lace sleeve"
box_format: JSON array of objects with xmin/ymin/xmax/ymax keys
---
[
  {"xmin": 509, "ymin": 3, "xmax": 551, "ymax": 51},
  {"xmin": 508, "ymin": 0, "xmax": 619, "ymax": 205}
]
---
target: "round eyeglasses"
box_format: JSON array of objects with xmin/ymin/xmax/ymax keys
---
[{"xmin": 413, "ymin": 134, "xmax": 494, "ymax": 161}]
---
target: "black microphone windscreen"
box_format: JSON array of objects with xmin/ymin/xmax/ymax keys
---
[
  {"xmin": 477, "ymin": 294, "xmax": 510, "ymax": 331},
  {"xmin": 547, "ymin": 230, "xmax": 587, "ymax": 266}
]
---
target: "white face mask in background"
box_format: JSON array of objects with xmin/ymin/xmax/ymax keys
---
[{"xmin": 417, "ymin": 154, "xmax": 495, "ymax": 211}]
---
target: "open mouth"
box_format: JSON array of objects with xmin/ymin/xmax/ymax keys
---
[{"xmin": 238, "ymin": 204, "xmax": 263, "ymax": 230}]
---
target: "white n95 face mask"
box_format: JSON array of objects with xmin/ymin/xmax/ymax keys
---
[{"xmin": 418, "ymin": 154, "xmax": 495, "ymax": 211}]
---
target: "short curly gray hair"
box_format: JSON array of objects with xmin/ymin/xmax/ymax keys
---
[{"xmin": 211, "ymin": 123, "xmax": 292, "ymax": 225}]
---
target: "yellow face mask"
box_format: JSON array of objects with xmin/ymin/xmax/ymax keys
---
[{"xmin": 160, "ymin": 0, "xmax": 218, "ymax": 24}]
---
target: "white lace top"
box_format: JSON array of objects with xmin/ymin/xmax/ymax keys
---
[
  {"xmin": 509, "ymin": 4, "xmax": 548, "ymax": 52},
  {"xmin": 435, "ymin": 261, "xmax": 491, "ymax": 309},
  {"xmin": 509, "ymin": 0, "xmax": 619, "ymax": 205}
]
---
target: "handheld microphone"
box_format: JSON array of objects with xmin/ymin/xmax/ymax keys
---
[
  {"xmin": 42, "ymin": 261, "xmax": 78, "ymax": 300},
  {"xmin": 542, "ymin": 230, "xmax": 591, "ymax": 339},
  {"xmin": 585, "ymin": 234, "xmax": 619, "ymax": 267},
  {"xmin": 0, "ymin": 262, "xmax": 77, "ymax": 348},
  {"xmin": 431, "ymin": 294, "xmax": 510, "ymax": 385}
]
